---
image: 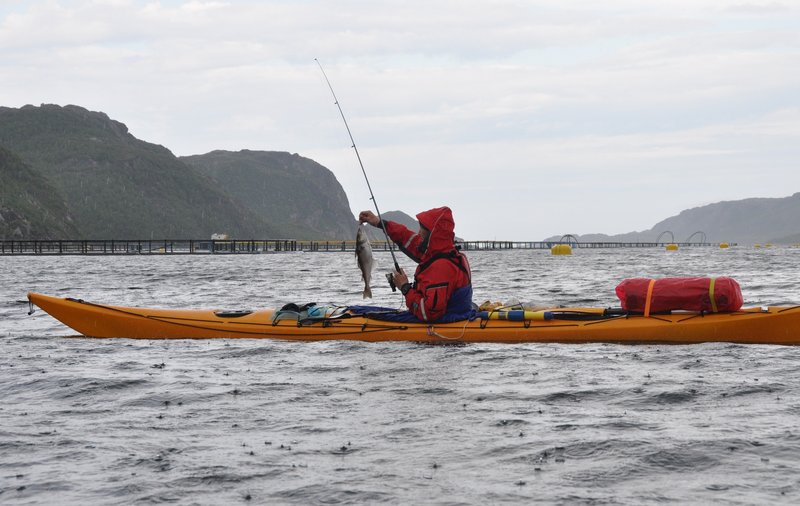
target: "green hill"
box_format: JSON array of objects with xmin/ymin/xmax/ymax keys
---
[
  {"xmin": 0, "ymin": 146, "xmax": 80, "ymax": 239},
  {"xmin": 181, "ymin": 150, "xmax": 357, "ymax": 239},
  {"xmin": 0, "ymin": 104, "xmax": 273, "ymax": 239}
]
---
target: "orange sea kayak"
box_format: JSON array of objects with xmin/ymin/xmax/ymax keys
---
[{"xmin": 27, "ymin": 292, "xmax": 800, "ymax": 345}]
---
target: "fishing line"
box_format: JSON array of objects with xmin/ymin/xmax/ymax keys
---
[{"xmin": 315, "ymin": 59, "xmax": 402, "ymax": 290}]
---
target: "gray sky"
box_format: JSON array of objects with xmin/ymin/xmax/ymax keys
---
[{"xmin": 2, "ymin": 0, "xmax": 798, "ymax": 240}]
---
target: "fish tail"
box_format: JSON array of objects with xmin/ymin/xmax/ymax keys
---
[{"xmin": 363, "ymin": 286, "xmax": 373, "ymax": 299}]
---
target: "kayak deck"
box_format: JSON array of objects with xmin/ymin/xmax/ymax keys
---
[{"xmin": 27, "ymin": 292, "xmax": 800, "ymax": 345}]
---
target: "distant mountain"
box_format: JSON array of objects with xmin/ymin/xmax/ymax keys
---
[
  {"xmin": 181, "ymin": 150, "xmax": 355, "ymax": 239},
  {"xmin": 651, "ymin": 194, "xmax": 800, "ymax": 244},
  {"xmin": 0, "ymin": 104, "xmax": 279, "ymax": 239},
  {"xmin": 377, "ymin": 210, "xmax": 464, "ymax": 243},
  {"xmin": 546, "ymin": 193, "xmax": 800, "ymax": 244},
  {"xmin": 382, "ymin": 210, "xmax": 419, "ymax": 230},
  {"xmin": 357, "ymin": 210, "xmax": 418, "ymax": 241},
  {"xmin": 0, "ymin": 146, "xmax": 80, "ymax": 239}
]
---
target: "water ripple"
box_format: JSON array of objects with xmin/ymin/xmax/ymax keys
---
[{"xmin": 3, "ymin": 249, "xmax": 800, "ymax": 503}]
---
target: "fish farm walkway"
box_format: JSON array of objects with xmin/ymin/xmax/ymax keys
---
[{"xmin": 0, "ymin": 239, "xmax": 728, "ymax": 255}]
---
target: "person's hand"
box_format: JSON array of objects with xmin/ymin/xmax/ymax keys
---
[
  {"xmin": 393, "ymin": 269, "xmax": 409, "ymax": 292},
  {"xmin": 358, "ymin": 210, "xmax": 380, "ymax": 227}
]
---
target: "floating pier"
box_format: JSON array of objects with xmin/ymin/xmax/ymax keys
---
[{"xmin": 0, "ymin": 239, "xmax": 725, "ymax": 255}]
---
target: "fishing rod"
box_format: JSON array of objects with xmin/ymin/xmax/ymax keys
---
[{"xmin": 315, "ymin": 58, "xmax": 402, "ymax": 292}]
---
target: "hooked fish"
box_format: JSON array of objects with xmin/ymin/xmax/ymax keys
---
[{"xmin": 356, "ymin": 225, "xmax": 374, "ymax": 298}]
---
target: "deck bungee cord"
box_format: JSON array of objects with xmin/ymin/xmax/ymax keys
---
[{"xmin": 61, "ymin": 297, "xmax": 412, "ymax": 337}]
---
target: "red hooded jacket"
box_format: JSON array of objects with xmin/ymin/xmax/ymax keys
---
[{"xmin": 382, "ymin": 207, "xmax": 472, "ymax": 322}]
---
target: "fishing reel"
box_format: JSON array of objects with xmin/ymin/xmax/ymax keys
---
[{"xmin": 385, "ymin": 272, "xmax": 397, "ymax": 292}]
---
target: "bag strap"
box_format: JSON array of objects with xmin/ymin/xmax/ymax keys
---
[
  {"xmin": 643, "ymin": 279, "xmax": 655, "ymax": 317},
  {"xmin": 709, "ymin": 277, "xmax": 718, "ymax": 313}
]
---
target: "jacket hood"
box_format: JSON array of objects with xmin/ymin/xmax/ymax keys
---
[{"xmin": 416, "ymin": 206, "xmax": 456, "ymax": 257}]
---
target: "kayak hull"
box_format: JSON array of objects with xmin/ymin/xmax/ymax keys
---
[{"xmin": 28, "ymin": 292, "xmax": 800, "ymax": 345}]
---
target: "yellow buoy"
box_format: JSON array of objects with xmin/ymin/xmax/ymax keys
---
[
  {"xmin": 665, "ymin": 243, "xmax": 679, "ymax": 251},
  {"xmin": 551, "ymin": 244, "xmax": 572, "ymax": 255},
  {"xmin": 754, "ymin": 244, "xmax": 762, "ymax": 249},
  {"xmin": 719, "ymin": 242, "xmax": 729, "ymax": 249}
]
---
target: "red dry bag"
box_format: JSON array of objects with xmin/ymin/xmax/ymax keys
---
[{"xmin": 615, "ymin": 277, "xmax": 743, "ymax": 315}]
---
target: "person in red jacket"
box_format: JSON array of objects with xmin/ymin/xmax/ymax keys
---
[{"xmin": 358, "ymin": 206, "xmax": 474, "ymax": 323}]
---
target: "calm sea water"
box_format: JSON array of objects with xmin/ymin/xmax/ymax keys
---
[{"xmin": 2, "ymin": 247, "xmax": 800, "ymax": 505}]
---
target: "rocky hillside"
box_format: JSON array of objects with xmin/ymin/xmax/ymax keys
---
[
  {"xmin": 0, "ymin": 104, "xmax": 356, "ymax": 239},
  {"xmin": 181, "ymin": 150, "xmax": 356, "ymax": 239},
  {"xmin": 0, "ymin": 146, "xmax": 80, "ymax": 239}
]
